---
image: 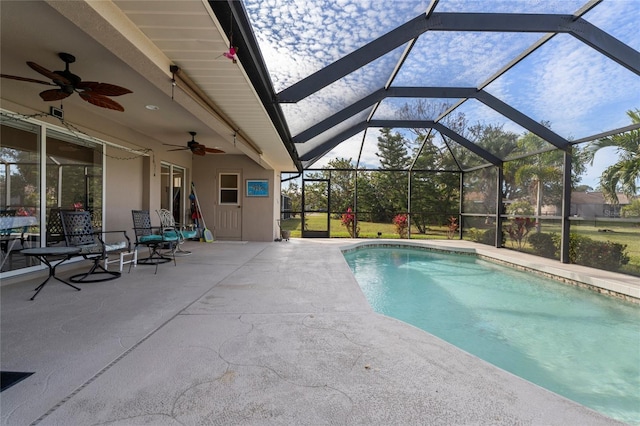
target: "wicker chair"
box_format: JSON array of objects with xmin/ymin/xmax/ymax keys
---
[
  {"xmin": 59, "ymin": 210, "xmax": 133, "ymax": 283},
  {"xmin": 156, "ymin": 209, "xmax": 198, "ymax": 255},
  {"xmin": 131, "ymin": 210, "xmax": 178, "ymax": 273}
]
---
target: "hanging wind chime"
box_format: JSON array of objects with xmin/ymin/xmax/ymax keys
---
[
  {"xmin": 222, "ymin": 17, "xmax": 238, "ymax": 63},
  {"xmin": 223, "ymin": 45, "xmax": 238, "ymax": 63}
]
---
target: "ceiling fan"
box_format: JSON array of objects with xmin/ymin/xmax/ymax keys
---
[
  {"xmin": 165, "ymin": 132, "xmax": 225, "ymax": 156},
  {"xmin": 0, "ymin": 52, "xmax": 132, "ymax": 112}
]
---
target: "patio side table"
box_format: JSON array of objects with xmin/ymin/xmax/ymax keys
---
[{"xmin": 21, "ymin": 247, "xmax": 82, "ymax": 300}]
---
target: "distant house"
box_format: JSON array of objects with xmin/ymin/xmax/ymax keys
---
[
  {"xmin": 541, "ymin": 192, "xmax": 632, "ymax": 218},
  {"xmin": 462, "ymin": 191, "xmax": 635, "ymax": 218},
  {"xmin": 570, "ymin": 192, "xmax": 631, "ymax": 218}
]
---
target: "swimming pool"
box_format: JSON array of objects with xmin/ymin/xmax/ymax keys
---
[{"xmin": 343, "ymin": 245, "xmax": 640, "ymax": 425}]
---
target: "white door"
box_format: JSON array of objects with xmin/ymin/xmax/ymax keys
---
[{"xmin": 215, "ymin": 172, "xmax": 242, "ymax": 240}]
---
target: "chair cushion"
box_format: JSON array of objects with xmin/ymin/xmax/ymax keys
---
[
  {"xmin": 139, "ymin": 234, "xmax": 163, "ymax": 243},
  {"xmin": 162, "ymin": 232, "xmax": 180, "ymax": 241},
  {"xmin": 181, "ymin": 230, "xmax": 198, "ymax": 239},
  {"xmin": 78, "ymin": 244, "xmax": 102, "ymax": 255},
  {"xmin": 105, "ymin": 241, "xmax": 128, "ymax": 252}
]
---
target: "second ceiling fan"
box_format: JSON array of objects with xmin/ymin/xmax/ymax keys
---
[{"xmin": 165, "ymin": 132, "xmax": 225, "ymax": 156}]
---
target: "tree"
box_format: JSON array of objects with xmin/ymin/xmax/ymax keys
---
[
  {"xmin": 466, "ymin": 124, "xmax": 519, "ymax": 216},
  {"xmin": 396, "ymin": 101, "xmax": 465, "ymax": 232},
  {"xmin": 510, "ymin": 132, "xmax": 563, "ymax": 232},
  {"xmin": 355, "ymin": 171, "xmax": 386, "ymax": 223},
  {"xmin": 585, "ymin": 109, "xmax": 640, "ymax": 203},
  {"xmin": 409, "ymin": 133, "xmax": 459, "ymax": 232},
  {"xmin": 574, "ymin": 184, "xmax": 594, "ymax": 192},
  {"xmin": 375, "ymin": 128, "xmax": 410, "ymax": 222},
  {"xmin": 281, "ymin": 179, "xmax": 301, "ymax": 217},
  {"xmin": 326, "ymin": 158, "xmax": 356, "ymax": 218},
  {"xmin": 376, "ymin": 128, "xmax": 410, "ymax": 170},
  {"xmin": 621, "ymin": 198, "xmax": 640, "ymax": 218}
]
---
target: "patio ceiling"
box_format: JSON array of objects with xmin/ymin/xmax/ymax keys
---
[
  {"xmin": 219, "ymin": 0, "xmax": 640, "ymax": 171},
  {"xmin": 0, "ymin": 1, "xmax": 296, "ymax": 171}
]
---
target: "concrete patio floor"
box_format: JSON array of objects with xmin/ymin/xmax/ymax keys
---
[{"xmin": 1, "ymin": 239, "xmax": 632, "ymax": 425}]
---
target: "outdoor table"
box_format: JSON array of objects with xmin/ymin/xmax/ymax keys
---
[
  {"xmin": 0, "ymin": 216, "xmax": 38, "ymax": 270},
  {"xmin": 20, "ymin": 247, "xmax": 82, "ymax": 300}
]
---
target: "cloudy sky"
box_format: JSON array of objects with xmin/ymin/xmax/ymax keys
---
[{"xmin": 244, "ymin": 0, "xmax": 639, "ymax": 190}]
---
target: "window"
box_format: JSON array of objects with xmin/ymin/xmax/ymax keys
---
[{"xmin": 219, "ymin": 173, "xmax": 239, "ymax": 204}]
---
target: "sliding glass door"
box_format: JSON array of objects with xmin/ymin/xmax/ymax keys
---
[
  {"xmin": 1, "ymin": 119, "xmax": 104, "ymax": 274},
  {"xmin": 161, "ymin": 163, "xmax": 187, "ymax": 225}
]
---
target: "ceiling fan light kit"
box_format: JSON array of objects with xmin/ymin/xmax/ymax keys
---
[{"xmin": 1, "ymin": 52, "xmax": 132, "ymax": 111}]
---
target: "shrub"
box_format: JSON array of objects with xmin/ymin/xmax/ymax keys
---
[
  {"xmin": 506, "ymin": 200, "xmax": 534, "ymax": 216},
  {"xmin": 505, "ymin": 217, "xmax": 536, "ymax": 249},
  {"xmin": 467, "ymin": 227, "xmax": 483, "ymax": 242},
  {"xmin": 565, "ymin": 233, "xmax": 630, "ymax": 271},
  {"xmin": 341, "ymin": 207, "xmax": 359, "ymax": 238},
  {"xmin": 446, "ymin": 216, "xmax": 459, "ymax": 239},
  {"xmin": 480, "ymin": 227, "xmax": 505, "ymax": 246},
  {"xmin": 528, "ymin": 232, "xmax": 556, "ymax": 259},
  {"xmin": 393, "ymin": 214, "xmax": 408, "ymax": 238}
]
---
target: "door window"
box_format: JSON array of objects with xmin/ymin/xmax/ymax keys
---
[{"xmin": 219, "ymin": 173, "xmax": 239, "ymax": 204}]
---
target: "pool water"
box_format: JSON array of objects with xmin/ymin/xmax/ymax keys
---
[{"xmin": 344, "ymin": 246, "xmax": 640, "ymax": 425}]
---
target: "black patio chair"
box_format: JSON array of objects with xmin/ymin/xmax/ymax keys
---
[
  {"xmin": 60, "ymin": 210, "xmax": 132, "ymax": 283},
  {"xmin": 46, "ymin": 208, "xmax": 73, "ymax": 246},
  {"xmin": 131, "ymin": 210, "xmax": 178, "ymax": 273}
]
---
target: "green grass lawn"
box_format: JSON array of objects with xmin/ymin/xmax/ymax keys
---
[
  {"xmin": 280, "ymin": 214, "xmax": 449, "ymax": 239},
  {"xmin": 280, "ymin": 215, "xmax": 640, "ymax": 275}
]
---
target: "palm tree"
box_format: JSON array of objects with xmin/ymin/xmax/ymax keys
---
[
  {"xmin": 585, "ymin": 109, "xmax": 640, "ymax": 203},
  {"xmin": 511, "ymin": 131, "xmax": 564, "ymax": 232}
]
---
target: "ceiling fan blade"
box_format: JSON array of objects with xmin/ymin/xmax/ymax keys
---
[
  {"xmin": 203, "ymin": 147, "xmax": 225, "ymax": 154},
  {"xmin": 27, "ymin": 61, "xmax": 71, "ymax": 86},
  {"xmin": 192, "ymin": 146, "xmax": 206, "ymax": 156},
  {"xmin": 79, "ymin": 92, "xmax": 125, "ymax": 111},
  {"xmin": 163, "ymin": 143, "xmax": 188, "ymax": 148},
  {"xmin": 1, "ymin": 74, "xmax": 56, "ymax": 86},
  {"xmin": 77, "ymin": 81, "xmax": 133, "ymax": 96},
  {"xmin": 39, "ymin": 89, "xmax": 70, "ymax": 101},
  {"xmin": 166, "ymin": 148, "xmax": 189, "ymax": 152}
]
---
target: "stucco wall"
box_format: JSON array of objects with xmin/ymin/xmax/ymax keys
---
[
  {"xmin": 192, "ymin": 155, "xmax": 278, "ymax": 242},
  {"xmin": 104, "ymin": 146, "xmax": 144, "ymax": 234}
]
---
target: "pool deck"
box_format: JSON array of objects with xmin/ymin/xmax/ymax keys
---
[{"xmin": 1, "ymin": 239, "xmax": 635, "ymax": 425}]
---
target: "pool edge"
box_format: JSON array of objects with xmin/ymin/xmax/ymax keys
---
[{"xmin": 340, "ymin": 240, "xmax": 640, "ymax": 304}]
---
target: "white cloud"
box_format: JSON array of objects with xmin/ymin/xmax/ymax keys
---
[
  {"xmin": 583, "ymin": 0, "xmax": 640, "ymax": 51},
  {"xmin": 245, "ymin": 0, "xmax": 639, "ymax": 174},
  {"xmin": 435, "ymin": 0, "xmax": 585, "ymax": 13},
  {"xmin": 498, "ymin": 35, "xmax": 640, "ymax": 139}
]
